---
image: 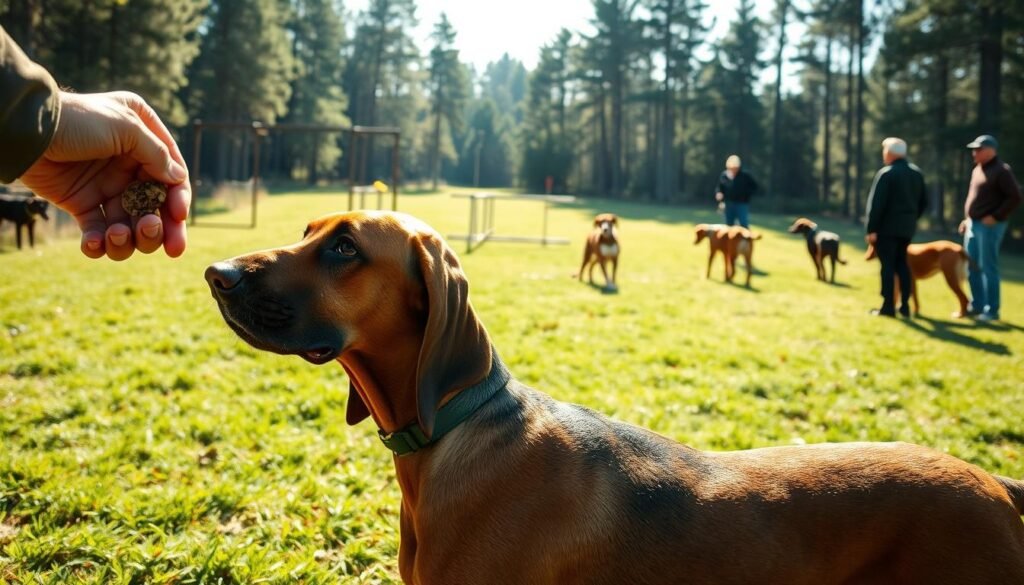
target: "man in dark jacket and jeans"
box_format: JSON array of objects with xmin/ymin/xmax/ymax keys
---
[
  {"xmin": 958, "ymin": 135, "xmax": 1021, "ymax": 322},
  {"xmin": 715, "ymin": 155, "xmax": 758, "ymax": 228},
  {"xmin": 865, "ymin": 137, "xmax": 928, "ymax": 317}
]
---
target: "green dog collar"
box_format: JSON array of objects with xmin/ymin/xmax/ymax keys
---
[{"xmin": 378, "ymin": 351, "xmax": 511, "ymax": 456}]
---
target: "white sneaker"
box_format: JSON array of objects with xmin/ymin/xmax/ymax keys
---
[{"xmin": 977, "ymin": 313, "xmax": 999, "ymax": 322}]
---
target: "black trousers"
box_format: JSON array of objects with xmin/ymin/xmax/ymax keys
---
[{"xmin": 876, "ymin": 235, "xmax": 911, "ymax": 309}]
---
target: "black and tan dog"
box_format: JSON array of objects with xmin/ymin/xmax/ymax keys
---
[
  {"xmin": 206, "ymin": 211, "xmax": 1024, "ymax": 585},
  {"xmin": 788, "ymin": 217, "xmax": 847, "ymax": 283},
  {"xmin": 0, "ymin": 195, "xmax": 49, "ymax": 249},
  {"xmin": 577, "ymin": 213, "xmax": 619, "ymax": 289}
]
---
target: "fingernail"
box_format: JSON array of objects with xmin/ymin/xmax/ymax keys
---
[
  {"xmin": 85, "ymin": 238, "xmax": 102, "ymax": 251},
  {"xmin": 142, "ymin": 223, "xmax": 161, "ymax": 238},
  {"xmin": 110, "ymin": 232, "xmax": 129, "ymax": 246},
  {"xmin": 169, "ymin": 162, "xmax": 187, "ymax": 183}
]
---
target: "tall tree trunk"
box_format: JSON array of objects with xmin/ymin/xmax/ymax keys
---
[
  {"xmin": 430, "ymin": 93, "xmax": 443, "ymax": 191},
  {"xmin": 599, "ymin": 88, "xmax": 612, "ymax": 194},
  {"xmin": 655, "ymin": 0, "xmax": 676, "ymax": 203},
  {"xmin": 854, "ymin": 0, "xmax": 865, "ymax": 222},
  {"xmin": 842, "ymin": 27, "xmax": 854, "ymax": 218},
  {"xmin": 977, "ymin": 5, "xmax": 1003, "ymax": 134},
  {"xmin": 611, "ymin": 68, "xmax": 624, "ymax": 196},
  {"xmin": 770, "ymin": 0, "xmax": 788, "ymax": 208},
  {"xmin": 822, "ymin": 30, "xmax": 833, "ymax": 204},
  {"xmin": 932, "ymin": 53, "xmax": 949, "ymax": 230}
]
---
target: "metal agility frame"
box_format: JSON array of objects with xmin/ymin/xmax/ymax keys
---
[
  {"xmin": 448, "ymin": 192, "xmax": 576, "ymax": 254},
  {"xmin": 189, "ymin": 121, "xmax": 401, "ymax": 228}
]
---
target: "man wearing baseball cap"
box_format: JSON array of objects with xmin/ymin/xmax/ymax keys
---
[{"xmin": 959, "ymin": 135, "xmax": 1021, "ymax": 321}]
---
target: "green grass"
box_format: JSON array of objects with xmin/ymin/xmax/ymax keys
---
[{"xmin": 2, "ymin": 188, "xmax": 1023, "ymax": 583}]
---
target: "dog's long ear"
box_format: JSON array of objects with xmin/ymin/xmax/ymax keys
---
[{"xmin": 412, "ymin": 233, "xmax": 492, "ymax": 439}]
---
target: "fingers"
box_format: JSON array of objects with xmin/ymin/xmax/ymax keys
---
[
  {"xmin": 101, "ymin": 196, "xmax": 135, "ymax": 261},
  {"xmin": 117, "ymin": 92, "xmax": 190, "ymax": 253},
  {"xmin": 73, "ymin": 207, "xmax": 108, "ymax": 259},
  {"xmin": 134, "ymin": 214, "xmax": 163, "ymax": 254}
]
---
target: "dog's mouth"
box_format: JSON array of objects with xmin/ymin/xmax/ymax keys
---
[
  {"xmin": 301, "ymin": 346, "xmax": 340, "ymax": 365},
  {"xmin": 213, "ymin": 300, "xmax": 342, "ymax": 366}
]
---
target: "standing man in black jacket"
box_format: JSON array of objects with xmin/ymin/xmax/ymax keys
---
[
  {"xmin": 864, "ymin": 137, "xmax": 928, "ymax": 317},
  {"xmin": 715, "ymin": 155, "xmax": 758, "ymax": 229}
]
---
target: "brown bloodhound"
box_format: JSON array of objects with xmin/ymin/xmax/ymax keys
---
[{"xmin": 206, "ymin": 211, "xmax": 1024, "ymax": 585}]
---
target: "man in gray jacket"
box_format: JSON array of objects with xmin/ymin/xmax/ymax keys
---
[
  {"xmin": 0, "ymin": 25, "xmax": 190, "ymax": 260},
  {"xmin": 864, "ymin": 137, "xmax": 928, "ymax": 317}
]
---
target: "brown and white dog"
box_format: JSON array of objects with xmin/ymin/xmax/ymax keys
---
[
  {"xmin": 206, "ymin": 211, "xmax": 1024, "ymax": 585},
  {"xmin": 866, "ymin": 240, "xmax": 973, "ymax": 318},
  {"xmin": 694, "ymin": 223, "xmax": 761, "ymax": 287},
  {"xmin": 788, "ymin": 217, "xmax": 847, "ymax": 283},
  {"xmin": 577, "ymin": 213, "xmax": 619, "ymax": 289}
]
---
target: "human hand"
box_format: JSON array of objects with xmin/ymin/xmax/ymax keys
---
[
  {"xmin": 715, "ymin": 192, "xmax": 724, "ymax": 202},
  {"xmin": 958, "ymin": 220, "xmax": 968, "ymax": 235},
  {"xmin": 865, "ymin": 233, "xmax": 877, "ymax": 245},
  {"xmin": 20, "ymin": 91, "xmax": 190, "ymax": 260},
  {"xmin": 981, "ymin": 215, "xmax": 997, "ymax": 226}
]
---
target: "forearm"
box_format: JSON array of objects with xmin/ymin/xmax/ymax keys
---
[{"xmin": 0, "ymin": 26, "xmax": 61, "ymax": 183}]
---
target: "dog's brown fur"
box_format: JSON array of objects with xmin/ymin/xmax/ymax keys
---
[
  {"xmin": 694, "ymin": 223, "xmax": 761, "ymax": 287},
  {"xmin": 207, "ymin": 211, "xmax": 1024, "ymax": 585},
  {"xmin": 577, "ymin": 213, "xmax": 619, "ymax": 288},
  {"xmin": 865, "ymin": 240, "xmax": 973, "ymax": 318},
  {"xmin": 788, "ymin": 217, "xmax": 847, "ymax": 283}
]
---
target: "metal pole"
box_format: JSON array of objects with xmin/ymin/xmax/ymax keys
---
[
  {"xmin": 347, "ymin": 129, "xmax": 357, "ymax": 210},
  {"xmin": 190, "ymin": 120, "xmax": 203, "ymax": 226},
  {"xmin": 251, "ymin": 123, "xmax": 262, "ymax": 228},
  {"xmin": 468, "ymin": 195, "xmax": 477, "ymax": 254},
  {"xmin": 391, "ymin": 133, "xmax": 400, "ymax": 210},
  {"xmin": 542, "ymin": 199, "xmax": 550, "ymax": 246}
]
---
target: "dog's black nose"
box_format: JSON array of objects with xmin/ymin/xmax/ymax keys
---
[{"xmin": 205, "ymin": 262, "xmax": 244, "ymax": 292}]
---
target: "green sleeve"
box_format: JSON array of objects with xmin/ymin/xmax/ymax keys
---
[
  {"xmin": 864, "ymin": 168, "xmax": 889, "ymax": 234},
  {"xmin": 0, "ymin": 26, "xmax": 61, "ymax": 183}
]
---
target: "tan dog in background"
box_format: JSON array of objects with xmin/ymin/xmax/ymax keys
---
[
  {"xmin": 694, "ymin": 223, "xmax": 761, "ymax": 287},
  {"xmin": 206, "ymin": 211, "xmax": 1024, "ymax": 585},
  {"xmin": 866, "ymin": 240, "xmax": 973, "ymax": 318},
  {"xmin": 578, "ymin": 213, "xmax": 619, "ymax": 289}
]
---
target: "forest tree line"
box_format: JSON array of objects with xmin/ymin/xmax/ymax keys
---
[{"xmin": 2, "ymin": 0, "xmax": 1023, "ymax": 233}]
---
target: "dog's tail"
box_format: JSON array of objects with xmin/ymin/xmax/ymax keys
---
[{"xmin": 996, "ymin": 476, "xmax": 1024, "ymax": 515}]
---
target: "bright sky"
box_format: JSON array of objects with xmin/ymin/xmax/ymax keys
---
[{"xmin": 345, "ymin": 0, "xmax": 803, "ymax": 89}]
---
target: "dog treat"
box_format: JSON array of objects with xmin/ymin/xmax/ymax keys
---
[{"xmin": 121, "ymin": 181, "xmax": 167, "ymax": 217}]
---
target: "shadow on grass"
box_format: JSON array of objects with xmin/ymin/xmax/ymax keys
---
[
  {"xmin": 580, "ymin": 281, "xmax": 619, "ymax": 295},
  {"xmin": 903, "ymin": 316, "xmax": 1012, "ymax": 356},
  {"xmin": 707, "ymin": 279, "xmax": 761, "ymax": 293}
]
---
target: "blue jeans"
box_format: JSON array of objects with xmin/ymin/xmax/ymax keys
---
[
  {"xmin": 964, "ymin": 219, "xmax": 1009, "ymax": 317},
  {"xmin": 724, "ymin": 202, "xmax": 750, "ymax": 228}
]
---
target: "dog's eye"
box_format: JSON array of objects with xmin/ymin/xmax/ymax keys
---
[{"xmin": 334, "ymin": 237, "xmax": 358, "ymax": 257}]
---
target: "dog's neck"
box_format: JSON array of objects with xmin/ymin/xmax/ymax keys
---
[{"xmin": 340, "ymin": 335, "xmax": 424, "ymax": 434}]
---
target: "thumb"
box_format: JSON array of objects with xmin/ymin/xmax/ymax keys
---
[{"xmin": 123, "ymin": 117, "xmax": 188, "ymax": 184}]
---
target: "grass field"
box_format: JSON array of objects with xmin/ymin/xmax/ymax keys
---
[{"xmin": 2, "ymin": 188, "xmax": 1023, "ymax": 583}]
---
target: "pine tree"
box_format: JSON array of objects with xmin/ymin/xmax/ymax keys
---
[
  {"xmin": 428, "ymin": 13, "xmax": 469, "ymax": 190},
  {"xmin": 281, "ymin": 0, "xmax": 349, "ymax": 183}
]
